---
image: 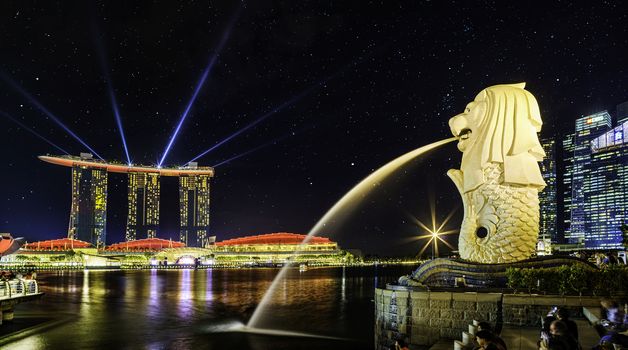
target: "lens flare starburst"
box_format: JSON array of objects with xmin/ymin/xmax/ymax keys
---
[{"xmin": 408, "ymin": 198, "xmax": 458, "ymax": 259}]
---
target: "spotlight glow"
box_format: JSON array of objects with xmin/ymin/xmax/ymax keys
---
[
  {"xmin": 92, "ymin": 22, "xmax": 132, "ymax": 165},
  {"xmin": 1, "ymin": 110, "xmax": 70, "ymax": 154},
  {"xmin": 187, "ymin": 82, "xmax": 322, "ymax": 164},
  {"xmin": 109, "ymin": 91, "xmax": 131, "ymax": 164},
  {"xmin": 158, "ymin": 6, "xmax": 241, "ymax": 167},
  {"xmin": 212, "ymin": 134, "xmax": 292, "ymax": 168},
  {"xmin": 0, "ymin": 72, "xmax": 104, "ymax": 160}
]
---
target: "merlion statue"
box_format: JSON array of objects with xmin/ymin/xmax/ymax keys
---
[{"xmin": 447, "ymin": 83, "xmax": 546, "ymax": 263}]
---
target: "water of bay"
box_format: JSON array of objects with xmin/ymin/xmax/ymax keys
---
[{"xmin": 5, "ymin": 265, "xmax": 414, "ymax": 350}]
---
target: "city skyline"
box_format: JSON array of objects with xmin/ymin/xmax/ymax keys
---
[{"xmin": 2, "ymin": 2, "xmax": 628, "ymax": 255}]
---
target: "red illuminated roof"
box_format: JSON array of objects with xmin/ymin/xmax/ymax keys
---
[
  {"xmin": 39, "ymin": 155, "xmax": 214, "ymax": 177},
  {"xmin": 106, "ymin": 238, "xmax": 185, "ymax": 251},
  {"xmin": 216, "ymin": 233, "xmax": 333, "ymax": 246},
  {"xmin": 23, "ymin": 238, "xmax": 92, "ymax": 251}
]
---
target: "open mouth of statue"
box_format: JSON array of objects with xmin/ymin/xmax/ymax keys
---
[{"xmin": 458, "ymin": 128, "xmax": 472, "ymax": 140}]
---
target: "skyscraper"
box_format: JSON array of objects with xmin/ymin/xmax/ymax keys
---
[
  {"xmin": 584, "ymin": 119, "xmax": 627, "ymax": 250},
  {"xmin": 567, "ymin": 112, "xmax": 612, "ymax": 246},
  {"xmin": 41, "ymin": 155, "xmax": 214, "ymax": 249},
  {"xmin": 560, "ymin": 132, "xmax": 575, "ymax": 242},
  {"xmin": 539, "ymin": 137, "xmax": 557, "ymax": 246},
  {"xmin": 179, "ymin": 163, "xmax": 212, "ymax": 248},
  {"xmin": 67, "ymin": 154, "xmax": 108, "ymax": 247},
  {"xmin": 126, "ymin": 172, "xmax": 160, "ymax": 241}
]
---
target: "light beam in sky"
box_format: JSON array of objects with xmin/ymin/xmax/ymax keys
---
[
  {"xmin": 1, "ymin": 110, "xmax": 70, "ymax": 155},
  {"xmin": 92, "ymin": 27, "xmax": 132, "ymax": 165},
  {"xmin": 212, "ymin": 133, "xmax": 295, "ymax": 168},
  {"xmin": 187, "ymin": 81, "xmax": 323, "ymax": 164},
  {"xmin": 0, "ymin": 72, "xmax": 104, "ymax": 159},
  {"xmin": 158, "ymin": 6, "xmax": 241, "ymax": 167}
]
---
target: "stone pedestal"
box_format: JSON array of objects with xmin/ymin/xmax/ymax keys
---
[{"xmin": 374, "ymin": 287, "xmax": 603, "ymax": 350}]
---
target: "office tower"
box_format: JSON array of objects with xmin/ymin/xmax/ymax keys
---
[
  {"xmin": 539, "ymin": 137, "xmax": 557, "ymax": 245},
  {"xmin": 560, "ymin": 132, "xmax": 575, "ymax": 242},
  {"xmin": 67, "ymin": 154, "xmax": 108, "ymax": 247},
  {"xmin": 584, "ymin": 119, "xmax": 627, "ymax": 249},
  {"xmin": 179, "ymin": 163, "xmax": 212, "ymax": 247},
  {"xmin": 567, "ymin": 112, "xmax": 612, "ymax": 246},
  {"xmin": 126, "ymin": 172, "xmax": 160, "ymax": 241}
]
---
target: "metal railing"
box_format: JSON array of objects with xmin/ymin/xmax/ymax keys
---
[{"xmin": 0, "ymin": 279, "xmax": 39, "ymax": 300}]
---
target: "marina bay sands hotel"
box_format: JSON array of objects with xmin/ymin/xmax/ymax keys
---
[{"xmin": 39, "ymin": 154, "xmax": 214, "ymax": 248}]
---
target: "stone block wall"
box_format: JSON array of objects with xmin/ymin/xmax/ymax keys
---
[
  {"xmin": 502, "ymin": 294, "xmax": 601, "ymax": 326},
  {"xmin": 374, "ymin": 288, "xmax": 603, "ymax": 350}
]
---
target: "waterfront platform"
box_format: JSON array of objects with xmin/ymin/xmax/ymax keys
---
[
  {"xmin": 0, "ymin": 279, "xmax": 43, "ymax": 325},
  {"xmin": 428, "ymin": 318, "xmax": 600, "ymax": 350}
]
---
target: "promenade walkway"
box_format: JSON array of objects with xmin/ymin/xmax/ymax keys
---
[
  {"xmin": 0, "ymin": 279, "xmax": 43, "ymax": 325},
  {"xmin": 429, "ymin": 315, "xmax": 602, "ymax": 350}
]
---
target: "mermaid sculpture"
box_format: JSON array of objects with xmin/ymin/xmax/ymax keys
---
[{"xmin": 447, "ymin": 83, "xmax": 546, "ymax": 263}]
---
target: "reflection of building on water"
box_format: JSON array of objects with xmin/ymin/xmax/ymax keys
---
[{"xmin": 2, "ymin": 233, "xmax": 355, "ymax": 268}]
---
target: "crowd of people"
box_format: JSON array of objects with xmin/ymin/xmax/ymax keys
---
[
  {"xmin": 539, "ymin": 308, "xmax": 580, "ymax": 350},
  {"xmin": 391, "ymin": 298, "xmax": 628, "ymax": 350},
  {"xmin": 593, "ymin": 299, "xmax": 628, "ymax": 350},
  {"xmin": 0, "ymin": 269, "xmax": 36, "ymax": 282}
]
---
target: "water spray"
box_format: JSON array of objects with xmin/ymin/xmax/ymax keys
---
[{"xmin": 247, "ymin": 137, "xmax": 457, "ymax": 327}]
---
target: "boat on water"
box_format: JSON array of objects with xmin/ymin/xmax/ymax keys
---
[{"xmin": 0, "ymin": 233, "xmax": 25, "ymax": 257}]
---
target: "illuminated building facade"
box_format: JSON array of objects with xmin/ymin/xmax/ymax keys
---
[
  {"xmin": 539, "ymin": 137, "xmax": 557, "ymax": 248},
  {"xmin": 179, "ymin": 163, "xmax": 213, "ymax": 247},
  {"xmin": 584, "ymin": 119, "xmax": 627, "ymax": 249},
  {"xmin": 68, "ymin": 158, "xmax": 108, "ymax": 248},
  {"xmin": 126, "ymin": 172, "xmax": 160, "ymax": 241},
  {"xmin": 560, "ymin": 132, "xmax": 575, "ymax": 242},
  {"xmin": 212, "ymin": 233, "xmax": 344, "ymax": 265},
  {"xmin": 566, "ymin": 112, "xmax": 612, "ymax": 246},
  {"xmin": 40, "ymin": 155, "xmax": 214, "ymax": 248}
]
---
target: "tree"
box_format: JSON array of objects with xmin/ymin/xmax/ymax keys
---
[{"xmin": 621, "ymin": 223, "xmax": 628, "ymax": 248}]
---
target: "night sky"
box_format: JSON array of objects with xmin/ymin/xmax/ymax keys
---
[{"xmin": 1, "ymin": 1, "xmax": 628, "ymax": 256}]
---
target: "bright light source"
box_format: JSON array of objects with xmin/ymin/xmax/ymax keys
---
[
  {"xmin": 407, "ymin": 198, "xmax": 459, "ymax": 259},
  {"xmin": 177, "ymin": 256, "xmax": 195, "ymax": 265}
]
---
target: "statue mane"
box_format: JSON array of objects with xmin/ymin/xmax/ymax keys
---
[{"xmin": 460, "ymin": 83, "xmax": 546, "ymax": 192}]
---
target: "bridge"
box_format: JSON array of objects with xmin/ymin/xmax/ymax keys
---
[{"xmin": 0, "ymin": 279, "xmax": 43, "ymax": 325}]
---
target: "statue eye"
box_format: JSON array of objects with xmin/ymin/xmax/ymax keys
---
[{"xmin": 465, "ymin": 108, "xmax": 470, "ymax": 113}]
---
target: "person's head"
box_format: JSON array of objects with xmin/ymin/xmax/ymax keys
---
[
  {"xmin": 475, "ymin": 330, "xmax": 495, "ymax": 348},
  {"xmin": 477, "ymin": 321, "xmax": 492, "ymax": 332},
  {"xmin": 549, "ymin": 320, "xmax": 568, "ymax": 336},
  {"xmin": 542, "ymin": 316, "xmax": 556, "ymax": 333},
  {"xmin": 555, "ymin": 308, "xmax": 570, "ymax": 320}
]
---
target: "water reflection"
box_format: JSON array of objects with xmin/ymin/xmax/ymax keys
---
[
  {"xmin": 5, "ymin": 266, "xmax": 414, "ymax": 350},
  {"xmin": 178, "ymin": 269, "xmax": 193, "ymax": 319}
]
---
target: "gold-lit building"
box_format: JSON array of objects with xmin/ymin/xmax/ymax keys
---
[
  {"xmin": 40, "ymin": 155, "xmax": 214, "ymax": 247},
  {"xmin": 67, "ymin": 154, "xmax": 108, "ymax": 248},
  {"xmin": 179, "ymin": 164, "xmax": 212, "ymax": 247},
  {"xmin": 126, "ymin": 172, "xmax": 160, "ymax": 241}
]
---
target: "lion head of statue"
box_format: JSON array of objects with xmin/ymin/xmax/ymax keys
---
[{"xmin": 448, "ymin": 83, "xmax": 546, "ymax": 193}]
